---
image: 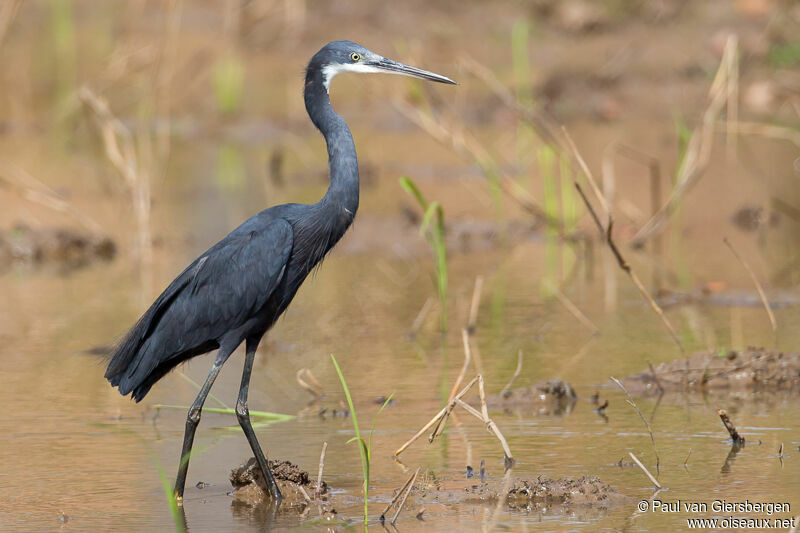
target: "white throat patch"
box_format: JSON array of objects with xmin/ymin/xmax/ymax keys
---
[{"xmin": 322, "ymin": 63, "xmax": 383, "ymax": 92}]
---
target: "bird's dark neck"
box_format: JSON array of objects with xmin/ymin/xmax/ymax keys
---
[{"xmin": 304, "ymin": 67, "xmax": 359, "ymax": 218}]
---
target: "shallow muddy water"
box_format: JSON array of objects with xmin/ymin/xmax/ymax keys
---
[{"xmin": 1, "ymin": 1, "xmax": 800, "ymax": 531}]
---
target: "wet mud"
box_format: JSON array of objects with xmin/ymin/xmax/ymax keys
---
[
  {"xmin": 484, "ymin": 379, "xmax": 578, "ymax": 415},
  {"xmin": 229, "ymin": 457, "xmax": 328, "ymax": 509},
  {"xmin": 415, "ymin": 471, "xmax": 624, "ymax": 515},
  {"xmin": 0, "ymin": 224, "xmax": 115, "ymax": 270},
  {"xmin": 622, "ymin": 347, "xmax": 800, "ymax": 395}
]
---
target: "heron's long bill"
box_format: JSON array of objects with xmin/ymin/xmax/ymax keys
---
[{"xmin": 372, "ymin": 58, "xmax": 457, "ymax": 85}]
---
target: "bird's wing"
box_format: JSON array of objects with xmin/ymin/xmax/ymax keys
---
[
  {"xmin": 164, "ymin": 217, "xmax": 294, "ymax": 346},
  {"xmin": 107, "ymin": 217, "xmax": 293, "ymax": 387}
]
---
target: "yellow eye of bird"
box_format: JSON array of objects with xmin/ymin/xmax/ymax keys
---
[{"xmin": 350, "ymin": 53, "xmax": 361, "ymax": 62}]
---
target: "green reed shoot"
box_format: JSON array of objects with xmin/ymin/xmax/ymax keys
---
[
  {"xmin": 213, "ymin": 53, "xmax": 245, "ymax": 115},
  {"xmin": 671, "ymin": 114, "xmax": 692, "ymax": 288},
  {"xmin": 537, "ymin": 145, "xmax": 558, "ymax": 294},
  {"xmin": 331, "ymin": 354, "xmax": 393, "ymax": 526},
  {"xmin": 399, "ymin": 176, "xmax": 448, "ymax": 331},
  {"xmin": 157, "ymin": 465, "xmax": 185, "ymax": 533},
  {"xmin": 512, "ymin": 18, "xmax": 536, "ymax": 165}
]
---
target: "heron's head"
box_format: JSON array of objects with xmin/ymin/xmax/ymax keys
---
[{"xmin": 309, "ymin": 40, "xmax": 456, "ymax": 92}]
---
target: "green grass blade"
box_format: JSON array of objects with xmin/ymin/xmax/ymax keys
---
[
  {"xmin": 152, "ymin": 405, "xmax": 294, "ymax": 422},
  {"xmin": 157, "ymin": 465, "xmax": 185, "ymax": 533},
  {"xmin": 399, "ymin": 176, "xmax": 428, "ymax": 209},
  {"xmin": 331, "ymin": 354, "xmax": 369, "ymax": 526}
]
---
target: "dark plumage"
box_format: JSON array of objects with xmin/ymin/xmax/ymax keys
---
[{"xmin": 104, "ymin": 40, "xmax": 455, "ymax": 503}]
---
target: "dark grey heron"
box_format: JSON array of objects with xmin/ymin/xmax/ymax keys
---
[{"xmin": 104, "ymin": 41, "xmax": 455, "ymax": 502}]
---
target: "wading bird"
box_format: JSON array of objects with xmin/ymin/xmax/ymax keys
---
[{"xmin": 105, "ymin": 41, "xmax": 455, "ymax": 502}]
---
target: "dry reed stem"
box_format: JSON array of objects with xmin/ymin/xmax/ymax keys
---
[
  {"xmin": 568, "ymin": 142, "xmax": 685, "ymax": 354},
  {"xmin": 606, "ymin": 143, "xmax": 665, "ymax": 286},
  {"xmin": 717, "ymin": 409, "xmax": 745, "ymax": 445},
  {"xmin": 632, "ymin": 36, "xmax": 737, "ymax": 246},
  {"xmin": 563, "ymin": 129, "xmax": 610, "ymax": 223},
  {"xmin": 449, "ymin": 329, "xmax": 472, "ymax": 401},
  {"xmin": 500, "ymin": 349, "xmax": 524, "ymax": 398},
  {"xmin": 484, "ymin": 467, "xmax": 515, "ymax": 533},
  {"xmin": 409, "ymin": 297, "xmax": 434, "ymax": 336},
  {"xmin": 393, "ymin": 376, "xmax": 479, "ymax": 457},
  {"xmin": 380, "ymin": 467, "xmax": 418, "ymax": 520},
  {"xmin": 726, "ymin": 35, "xmax": 739, "ymax": 158},
  {"xmin": 450, "ymin": 410, "xmax": 474, "ymax": 469},
  {"xmin": 723, "ymin": 237, "xmax": 777, "ymax": 348},
  {"xmin": 459, "ymin": 55, "xmax": 563, "ymax": 150},
  {"xmin": 79, "ymin": 86, "xmax": 152, "ymax": 263},
  {"xmin": 683, "ymin": 448, "xmax": 692, "ymax": 467},
  {"xmin": 296, "ymin": 368, "xmax": 324, "ymax": 400},
  {"xmin": 0, "ymin": 162, "xmax": 103, "ymax": 234},
  {"xmin": 431, "ymin": 329, "xmax": 473, "ymax": 440},
  {"xmin": 647, "ymin": 361, "xmax": 665, "ymax": 395},
  {"xmin": 296, "ymin": 484, "xmax": 312, "ymax": 502},
  {"xmin": 720, "ymin": 121, "xmax": 800, "ymax": 148},
  {"xmin": 467, "ymin": 275, "xmax": 484, "ymax": 334},
  {"xmin": 392, "ymin": 99, "xmax": 561, "ymax": 230},
  {"xmin": 391, "ymin": 467, "xmax": 420, "ymax": 525},
  {"xmin": 628, "ymin": 452, "xmax": 663, "ymax": 489},
  {"xmin": 394, "ymin": 374, "xmax": 513, "ymax": 464},
  {"xmin": 478, "ymin": 375, "xmax": 514, "ymax": 465},
  {"xmin": 544, "ymin": 280, "xmax": 601, "ymax": 336},
  {"xmin": 315, "ymin": 441, "xmax": 327, "ymax": 500},
  {"xmin": 611, "ymin": 377, "xmax": 661, "ymax": 468},
  {"xmin": 0, "ymin": 0, "xmax": 22, "ymax": 49}
]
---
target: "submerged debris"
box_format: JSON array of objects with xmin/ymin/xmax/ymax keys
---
[
  {"xmin": 229, "ymin": 457, "xmax": 328, "ymax": 508},
  {"xmin": 0, "ymin": 224, "xmax": 115, "ymax": 270},
  {"xmin": 623, "ymin": 347, "xmax": 800, "ymax": 394},
  {"xmin": 417, "ymin": 471, "xmax": 624, "ymax": 515},
  {"xmin": 485, "ymin": 379, "xmax": 578, "ymax": 415},
  {"xmin": 506, "ymin": 476, "xmax": 622, "ymax": 509}
]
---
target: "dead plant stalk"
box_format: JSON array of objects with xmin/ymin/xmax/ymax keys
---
[
  {"xmin": 723, "ymin": 237, "xmax": 777, "ymax": 348},
  {"xmin": 393, "ymin": 373, "xmax": 513, "ymax": 465},
  {"xmin": 565, "ymin": 129, "xmax": 685, "ymax": 354},
  {"xmin": 611, "ymin": 377, "xmax": 661, "ymax": 468},
  {"xmin": 632, "ymin": 36, "xmax": 738, "ymax": 246},
  {"xmin": 79, "ymin": 87, "xmax": 152, "ymax": 264}
]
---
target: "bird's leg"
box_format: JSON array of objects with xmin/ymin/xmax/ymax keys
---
[
  {"xmin": 236, "ymin": 343, "xmax": 283, "ymax": 501},
  {"xmin": 173, "ymin": 358, "xmax": 224, "ymax": 502}
]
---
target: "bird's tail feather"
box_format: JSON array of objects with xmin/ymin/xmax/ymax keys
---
[{"xmin": 105, "ymin": 310, "xmax": 161, "ymax": 400}]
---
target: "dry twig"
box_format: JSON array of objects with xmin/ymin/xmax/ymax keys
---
[
  {"xmin": 717, "ymin": 409, "xmax": 745, "ymax": 446},
  {"xmin": 723, "ymin": 237, "xmax": 777, "ymax": 348},
  {"xmin": 380, "ymin": 467, "xmax": 419, "ymax": 521},
  {"xmin": 467, "ymin": 275, "xmax": 484, "ymax": 334},
  {"xmin": 409, "ymin": 296, "xmax": 434, "ymax": 337},
  {"xmin": 500, "ymin": 349, "xmax": 524, "ymax": 398},
  {"xmin": 544, "ymin": 280, "xmax": 601, "ymax": 336},
  {"xmin": 315, "ymin": 441, "xmax": 327, "ymax": 500},
  {"xmin": 629, "ymin": 452, "xmax": 663, "ymax": 489},
  {"xmin": 391, "ymin": 467, "xmax": 419, "ymax": 525},
  {"xmin": 79, "ymin": 86, "xmax": 152, "ymax": 263},
  {"xmin": 394, "ymin": 373, "xmax": 513, "ymax": 466},
  {"xmin": 632, "ymin": 36, "xmax": 738, "ymax": 246},
  {"xmin": 566, "ymin": 130, "xmax": 685, "ymax": 354},
  {"xmin": 611, "ymin": 377, "xmax": 661, "ymax": 468},
  {"xmin": 296, "ymin": 368, "xmax": 324, "ymax": 400}
]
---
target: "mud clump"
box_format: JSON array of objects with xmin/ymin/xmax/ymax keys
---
[
  {"xmin": 229, "ymin": 457, "xmax": 328, "ymax": 509},
  {"xmin": 0, "ymin": 224, "xmax": 115, "ymax": 271},
  {"xmin": 623, "ymin": 347, "xmax": 800, "ymax": 395},
  {"xmin": 419, "ymin": 473, "xmax": 624, "ymax": 516},
  {"xmin": 505, "ymin": 476, "xmax": 621, "ymax": 509},
  {"xmin": 485, "ymin": 379, "xmax": 578, "ymax": 415}
]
